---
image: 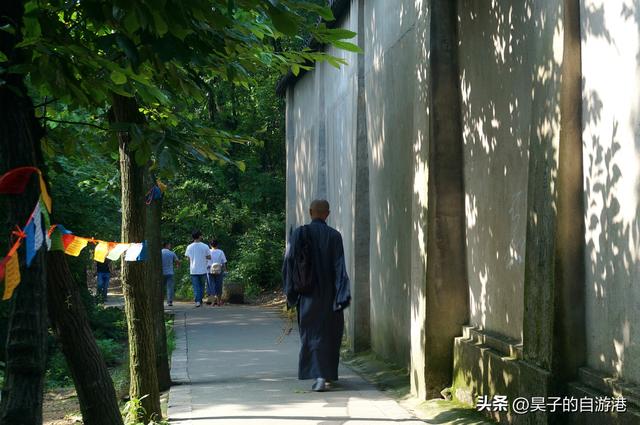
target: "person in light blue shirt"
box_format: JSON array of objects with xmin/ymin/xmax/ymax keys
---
[{"xmin": 161, "ymin": 242, "xmax": 180, "ymax": 306}]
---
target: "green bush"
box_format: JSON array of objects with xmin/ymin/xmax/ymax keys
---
[
  {"xmin": 227, "ymin": 212, "xmax": 285, "ymax": 296},
  {"xmin": 96, "ymin": 338, "xmax": 124, "ymax": 367},
  {"xmin": 89, "ymin": 305, "xmax": 127, "ymax": 341},
  {"xmin": 174, "ymin": 273, "xmax": 194, "ymax": 301},
  {"xmin": 46, "ymin": 350, "xmax": 73, "ymax": 388}
]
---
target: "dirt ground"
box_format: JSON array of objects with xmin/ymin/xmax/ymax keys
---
[{"xmin": 43, "ymin": 388, "xmax": 82, "ymax": 425}]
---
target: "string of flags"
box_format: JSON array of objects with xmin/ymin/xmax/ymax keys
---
[{"xmin": 0, "ymin": 167, "xmax": 147, "ymax": 301}]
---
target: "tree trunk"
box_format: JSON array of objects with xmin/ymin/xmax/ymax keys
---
[
  {"xmin": 0, "ymin": 2, "xmax": 48, "ymax": 423},
  {"xmin": 145, "ymin": 174, "xmax": 171, "ymax": 391},
  {"xmin": 46, "ymin": 252, "xmax": 124, "ymax": 425},
  {"xmin": 112, "ymin": 94, "xmax": 161, "ymax": 422}
]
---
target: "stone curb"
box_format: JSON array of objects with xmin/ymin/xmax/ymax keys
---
[{"xmin": 167, "ymin": 311, "xmax": 192, "ymax": 424}]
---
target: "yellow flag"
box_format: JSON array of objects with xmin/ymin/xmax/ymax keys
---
[
  {"xmin": 3, "ymin": 254, "xmax": 20, "ymax": 300},
  {"xmin": 38, "ymin": 172, "xmax": 52, "ymax": 213},
  {"xmin": 94, "ymin": 241, "xmax": 110, "ymax": 263},
  {"xmin": 64, "ymin": 236, "xmax": 89, "ymax": 257},
  {"xmin": 106, "ymin": 243, "xmax": 130, "ymax": 261}
]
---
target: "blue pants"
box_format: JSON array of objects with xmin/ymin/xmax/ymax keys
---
[
  {"xmin": 97, "ymin": 272, "xmax": 110, "ymax": 299},
  {"xmin": 190, "ymin": 274, "xmax": 206, "ymax": 303},
  {"xmin": 164, "ymin": 274, "xmax": 175, "ymax": 303},
  {"xmin": 207, "ymin": 273, "xmax": 224, "ymax": 297}
]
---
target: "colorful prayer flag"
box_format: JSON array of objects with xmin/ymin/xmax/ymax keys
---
[
  {"xmin": 0, "ymin": 255, "xmax": 10, "ymax": 282},
  {"xmin": 138, "ymin": 240, "xmax": 147, "ymax": 261},
  {"xmin": 25, "ymin": 219, "xmax": 36, "ymax": 267},
  {"xmin": 32, "ymin": 202, "xmax": 43, "ymax": 251},
  {"xmin": 3, "ymin": 254, "xmax": 20, "ymax": 300},
  {"xmin": 0, "ymin": 167, "xmax": 52, "ymax": 212},
  {"xmin": 107, "ymin": 243, "xmax": 130, "ymax": 261},
  {"xmin": 38, "ymin": 173, "xmax": 52, "ymax": 213},
  {"xmin": 64, "ymin": 236, "xmax": 89, "ymax": 257},
  {"xmin": 41, "ymin": 200, "xmax": 51, "ymax": 250},
  {"xmin": 0, "ymin": 167, "xmax": 39, "ymax": 194},
  {"xmin": 124, "ymin": 243, "xmax": 144, "ymax": 261},
  {"xmin": 94, "ymin": 241, "xmax": 110, "ymax": 263}
]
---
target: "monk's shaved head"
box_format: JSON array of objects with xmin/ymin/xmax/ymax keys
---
[{"xmin": 309, "ymin": 199, "xmax": 330, "ymax": 220}]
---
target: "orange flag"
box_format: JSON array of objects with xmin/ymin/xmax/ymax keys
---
[
  {"xmin": 3, "ymin": 254, "xmax": 20, "ymax": 300},
  {"xmin": 64, "ymin": 236, "xmax": 89, "ymax": 257}
]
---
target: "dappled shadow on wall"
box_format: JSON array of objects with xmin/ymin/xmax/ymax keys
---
[
  {"xmin": 456, "ymin": 0, "xmax": 562, "ymax": 399},
  {"xmin": 365, "ymin": 0, "xmax": 415, "ymax": 364},
  {"xmin": 582, "ymin": 0, "xmax": 640, "ymax": 385}
]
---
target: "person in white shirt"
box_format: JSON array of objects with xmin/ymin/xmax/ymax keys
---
[
  {"xmin": 206, "ymin": 239, "xmax": 227, "ymax": 306},
  {"xmin": 185, "ymin": 231, "xmax": 211, "ymax": 307}
]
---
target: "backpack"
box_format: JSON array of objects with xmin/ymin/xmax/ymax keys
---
[
  {"xmin": 292, "ymin": 225, "xmax": 314, "ymax": 295},
  {"xmin": 210, "ymin": 263, "xmax": 222, "ymax": 275}
]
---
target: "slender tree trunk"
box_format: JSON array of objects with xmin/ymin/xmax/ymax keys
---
[
  {"xmin": 0, "ymin": 2, "xmax": 48, "ymax": 423},
  {"xmin": 145, "ymin": 174, "xmax": 171, "ymax": 391},
  {"xmin": 46, "ymin": 252, "xmax": 124, "ymax": 425},
  {"xmin": 112, "ymin": 94, "xmax": 161, "ymax": 422}
]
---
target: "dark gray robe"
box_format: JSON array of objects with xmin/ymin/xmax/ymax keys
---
[{"xmin": 283, "ymin": 218, "xmax": 351, "ymax": 380}]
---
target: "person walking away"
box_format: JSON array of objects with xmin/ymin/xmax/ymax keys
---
[
  {"xmin": 207, "ymin": 240, "xmax": 227, "ymax": 306},
  {"xmin": 282, "ymin": 199, "xmax": 351, "ymax": 392},
  {"xmin": 161, "ymin": 242, "xmax": 180, "ymax": 306},
  {"xmin": 95, "ymin": 259, "xmax": 111, "ymax": 303},
  {"xmin": 185, "ymin": 231, "xmax": 211, "ymax": 307}
]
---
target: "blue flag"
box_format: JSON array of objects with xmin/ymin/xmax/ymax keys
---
[{"xmin": 25, "ymin": 219, "xmax": 36, "ymax": 267}]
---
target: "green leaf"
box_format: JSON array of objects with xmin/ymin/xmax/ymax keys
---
[
  {"xmin": 267, "ymin": 6, "xmax": 298, "ymax": 36},
  {"xmin": 110, "ymin": 70, "xmax": 128, "ymax": 85},
  {"xmin": 332, "ymin": 41, "xmax": 362, "ymax": 53},
  {"xmin": 23, "ymin": 16, "xmax": 41, "ymax": 38},
  {"xmin": 291, "ymin": 63, "xmax": 300, "ymax": 76},
  {"xmin": 152, "ymin": 11, "xmax": 169, "ymax": 36},
  {"xmin": 124, "ymin": 11, "xmax": 140, "ymax": 33},
  {"xmin": 0, "ymin": 52, "xmax": 7, "ymax": 62},
  {"xmin": 116, "ymin": 35, "xmax": 140, "ymax": 69}
]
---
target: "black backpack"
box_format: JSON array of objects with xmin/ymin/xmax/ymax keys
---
[{"xmin": 292, "ymin": 225, "xmax": 314, "ymax": 294}]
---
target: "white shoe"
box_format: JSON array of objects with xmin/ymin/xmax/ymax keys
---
[
  {"xmin": 195, "ymin": 302, "xmax": 201, "ymax": 307},
  {"xmin": 312, "ymin": 378, "xmax": 326, "ymax": 392}
]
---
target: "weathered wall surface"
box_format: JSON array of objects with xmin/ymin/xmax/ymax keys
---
[
  {"xmin": 286, "ymin": 71, "xmax": 320, "ymax": 235},
  {"xmin": 364, "ymin": 0, "xmax": 418, "ymax": 366},
  {"xmin": 581, "ymin": 0, "xmax": 640, "ymax": 384},
  {"xmin": 323, "ymin": 3, "xmax": 359, "ymax": 325},
  {"xmin": 458, "ymin": 0, "xmax": 541, "ymax": 342},
  {"xmin": 285, "ymin": 2, "xmax": 361, "ymax": 343}
]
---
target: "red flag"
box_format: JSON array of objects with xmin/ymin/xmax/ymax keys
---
[{"xmin": 0, "ymin": 166, "xmax": 40, "ymax": 194}]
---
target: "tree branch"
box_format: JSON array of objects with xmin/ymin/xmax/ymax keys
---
[
  {"xmin": 34, "ymin": 98, "xmax": 58, "ymax": 108},
  {"xmin": 40, "ymin": 117, "xmax": 109, "ymax": 131}
]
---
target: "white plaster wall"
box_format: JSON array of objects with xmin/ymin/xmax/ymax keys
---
[
  {"xmin": 582, "ymin": 0, "xmax": 640, "ymax": 384},
  {"xmin": 364, "ymin": 0, "xmax": 418, "ymax": 366},
  {"xmin": 290, "ymin": 71, "xmax": 320, "ymax": 229},
  {"xmin": 285, "ymin": 4, "xmax": 360, "ymax": 343},
  {"xmin": 409, "ymin": 0, "xmax": 431, "ymax": 398},
  {"xmin": 323, "ymin": 4, "xmax": 359, "ymax": 299},
  {"xmin": 458, "ymin": 0, "xmax": 563, "ymax": 341}
]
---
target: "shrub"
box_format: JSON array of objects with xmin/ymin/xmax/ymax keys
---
[
  {"xmin": 227, "ymin": 212, "xmax": 285, "ymax": 296},
  {"xmin": 96, "ymin": 338, "xmax": 124, "ymax": 367}
]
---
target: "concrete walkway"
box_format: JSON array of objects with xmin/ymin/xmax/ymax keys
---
[{"xmin": 167, "ymin": 303, "xmax": 471, "ymax": 424}]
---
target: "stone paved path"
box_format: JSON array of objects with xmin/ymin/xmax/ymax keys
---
[{"xmin": 167, "ymin": 303, "xmax": 428, "ymax": 424}]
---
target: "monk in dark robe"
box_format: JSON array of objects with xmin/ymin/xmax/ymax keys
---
[{"xmin": 283, "ymin": 199, "xmax": 351, "ymax": 392}]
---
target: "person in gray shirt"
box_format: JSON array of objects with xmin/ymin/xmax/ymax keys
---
[{"xmin": 162, "ymin": 242, "xmax": 181, "ymax": 306}]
